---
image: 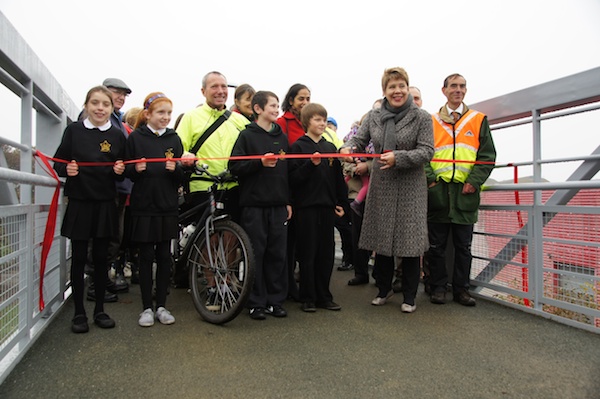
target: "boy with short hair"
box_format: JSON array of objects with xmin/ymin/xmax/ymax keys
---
[
  {"xmin": 289, "ymin": 103, "xmax": 347, "ymax": 312},
  {"xmin": 229, "ymin": 91, "xmax": 291, "ymax": 320}
]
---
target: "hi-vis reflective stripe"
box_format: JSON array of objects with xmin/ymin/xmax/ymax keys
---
[{"xmin": 456, "ymin": 142, "xmax": 478, "ymax": 153}]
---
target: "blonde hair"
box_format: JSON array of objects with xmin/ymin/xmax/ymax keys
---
[
  {"xmin": 124, "ymin": 107, "xmax": 142, "ymax": 126},
  {"xmin": 381, "ymin": 67, "xmax": 409, "ymax": 92}
]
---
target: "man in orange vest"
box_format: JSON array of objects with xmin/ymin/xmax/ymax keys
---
[{"xmin": 425, "ymin": 73, "xmax": 496, "ymax": 306}]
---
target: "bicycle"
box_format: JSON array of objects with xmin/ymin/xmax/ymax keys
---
[{"xmin": 173, "ymin": 164, "xmax": 255, "ymax": 324}]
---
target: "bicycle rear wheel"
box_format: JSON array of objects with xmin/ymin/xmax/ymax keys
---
[{"xmin": 188, "ymin": 220, "xmax": 254, "ymax": 324}]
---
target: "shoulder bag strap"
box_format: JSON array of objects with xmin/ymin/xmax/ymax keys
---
[{"xmin": 189, "ymin": 110, "xmax": 231, "ymax": 155}]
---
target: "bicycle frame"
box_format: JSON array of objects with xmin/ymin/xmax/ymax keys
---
[{"xmin": 174, "ymin": 166, "xmax": 235, "ymax": 275}]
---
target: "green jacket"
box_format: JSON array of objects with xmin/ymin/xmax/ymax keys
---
[
  {"xmin": 425, "ymin": 104, "xmax": 496, "ymax": 225},
  {"xmin": 176, "ymin": 103, "xmax": 249, "ymax": 192}
]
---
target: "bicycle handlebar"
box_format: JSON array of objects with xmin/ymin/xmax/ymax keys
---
[{"xmin": 194, "ymin": 164, "xmax": 237, "ymax": 185}]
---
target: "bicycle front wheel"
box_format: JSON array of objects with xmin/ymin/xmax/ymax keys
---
[{"xmin": 188, "ymin": 220, "xmax": 255, "ymax": 324}]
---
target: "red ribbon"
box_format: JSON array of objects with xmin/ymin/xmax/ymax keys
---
[
  {"xmin": 36, "ymin": 151, "xmax": 496, "ymax": 312},
  {"xmin": 47, "ymin": 153, "xmax": 496, "ymax": 165},
  {"xmin": 34, "ymin": 151, "xmax": 61, "ymax": 311}
]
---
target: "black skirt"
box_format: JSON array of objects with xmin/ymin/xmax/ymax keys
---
[
  {"xmin": 61, "ymin": 199, "xmax": 118, "ymax": 240},
  {"xmin": 130, "ymin": 215, "xmax": 178, "ymax": 243}
]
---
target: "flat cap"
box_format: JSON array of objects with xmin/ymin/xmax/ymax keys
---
[{"xmin": 102, "ymin": 78, "xmax": 132, "ymax": 94}]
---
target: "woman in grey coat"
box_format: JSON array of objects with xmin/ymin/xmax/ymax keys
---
[{"xmin": 340, "ymin": 67, "xmax": 433, "ymax": 312}]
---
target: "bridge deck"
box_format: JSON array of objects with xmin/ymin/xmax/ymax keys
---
[{"xmin": 1, "ymin": 259, "xmax": 599, "ymax": 399}]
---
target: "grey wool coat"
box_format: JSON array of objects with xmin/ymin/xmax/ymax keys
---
[{"xmin": 343, "ymin": 104, "xmax": 434, "ymax": 257}]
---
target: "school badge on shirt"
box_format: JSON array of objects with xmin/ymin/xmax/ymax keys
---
[
  {"xmin": 165, "ymin": 148, "xmax": 174, "ymax": 159},
  {"xmin": 100, "ymin": 140, "xmax": 111, "ymax": 152}
]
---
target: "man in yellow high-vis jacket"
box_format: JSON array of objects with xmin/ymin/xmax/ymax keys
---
[{"xmin": 425, "ymin": 73, "xmax": 496, "ymax": 307}]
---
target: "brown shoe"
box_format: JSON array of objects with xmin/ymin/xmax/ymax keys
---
[{"xmin": 453, "ymin": 291, "xmax": 476, "ymax": 307}]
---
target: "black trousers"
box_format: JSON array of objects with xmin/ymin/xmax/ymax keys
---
[
  {"xmin": 286, "ymin": 216, "xmax": 300, "ymax": 301},
  {"xmin": 350, "ymin": 202, "xmax": 370, "ymax": 280},
  {"xmin": 295, "ymin": 207, "xmax": 335, "ymax": 304},
  {"xmin": 427, "ymin": 222, "xmax": 473, "ymax": 294},
  {"xmin": 374, "ymin": 255, "xmax": 420, "ymax": 305},
  {"xmin": 241, "ymin": 206, "xmax": 288, "ymax": 308},
  {"xmin": 335, "ymin": 199, "xmax": 353, "ymax": 265}
]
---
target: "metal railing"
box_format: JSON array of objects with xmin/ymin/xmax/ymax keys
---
[
  {"xmin": 0, "ymin": 10, "xmax": 77, "ymax": 384},
  {"xmin": 469, "ymin": 67, "xmax": 600, "ymax": 333}
]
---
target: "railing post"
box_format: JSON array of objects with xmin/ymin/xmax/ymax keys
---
[{"xmin": 531, "ymin": 109, "xmax": 544, "ymax": 311}]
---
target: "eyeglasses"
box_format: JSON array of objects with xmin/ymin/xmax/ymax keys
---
[{"xmin": 107, "ymin": 87, "xmax": 129, "ymax": 97}]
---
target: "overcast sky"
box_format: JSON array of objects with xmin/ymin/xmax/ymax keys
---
[{"xmin": 1, "ymin": 0, "xmax": 600, "ymax": 181}]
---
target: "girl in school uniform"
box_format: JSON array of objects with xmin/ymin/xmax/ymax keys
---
[
  {"xmin": 125, "ymin": 92, "xmax": 184, "ymax": 327},
  {"xmin": 53, "ymin": 85, "xmax": 126, "ymax": 333}
]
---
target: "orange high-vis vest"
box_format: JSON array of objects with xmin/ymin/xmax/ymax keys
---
[{"xmin": 430, "ymin": 109, "xmax": 485, "ymax": 183}]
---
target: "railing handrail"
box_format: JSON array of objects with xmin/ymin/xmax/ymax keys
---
[{"xmin": 484, "ymin": 180, "xmax": 600, "ymax": 191}]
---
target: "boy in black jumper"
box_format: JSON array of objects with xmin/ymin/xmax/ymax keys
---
[
  {"xmin": 289, "ymin": 103, "xmax": 347, "ymax": 312},
  {"xmin": 229, "ymin": 91, "xmax": 291, "ymax": 320}
]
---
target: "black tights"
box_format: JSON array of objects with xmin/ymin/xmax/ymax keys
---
[
  {"xmin": 71, "ymin": 238, "xmax": 109, "ymax": 317},
  {"xmin": 138, "ymin": 241, "xmax": 171, "ymax": 311}
]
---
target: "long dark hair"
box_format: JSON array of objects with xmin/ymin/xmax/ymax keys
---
[{"xmin": 281, "ymin": 83, "xmax": 309, "ymax": 113}]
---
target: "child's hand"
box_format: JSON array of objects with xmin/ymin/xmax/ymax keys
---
[
  {"xmin": 181, "ymin": 151, "xmax": 196, "ymax": 167},
  {"xmin": 286, "ymin": 205, "xmax": 293, "ymax": 221},
  {"xmin": 334, "ymin": 205, "xmax": 344, "ymax": 217},
  {"xmin": 114, "ymin": 160, "xmax": 125, "ymax": 175},
  {"xmin": 166, "ymin": 160, "xmax": 176, "ymax": 171},
  {"xmin": 136, "ymin": 158, "xmax": 147, "ymax": 173},
  {"xmin": 311, "ymin": 152, "xmax": 321, "ymax": 166},
  {"xmin": 66, "ymin": 160, "xmax": 79, "ymax": 177},
  {"xmin": 355, "ymin": 161, "xmax": 368, "ymax": 176},
  {"xmin": 261, "ymin": 152, "xmax": 277, "ymax": 168}
]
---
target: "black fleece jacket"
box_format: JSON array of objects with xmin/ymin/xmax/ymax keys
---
[
  {"xmin": 229, "ymin": 121, "xmax": 289, "ymax": 207},
  {"xmin": 53, "ymin": 121, "xmax": 126, "ymax": 201},
  {"xmin": 289, "ymin": 135, "xmax": 347, "ymax": 209},
  {"xmin": 124, "ymin": 126, "xmax": 184, "ymax": 216}
]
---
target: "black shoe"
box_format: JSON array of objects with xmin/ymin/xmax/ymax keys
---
[
  {"xmin": 112, "ymin": 273, "xmax": 129, "ymax": 293},
  {"xmin": 249, "ymin": 307, "xmax": 266, "ymax": 320},
  {"xmin": 348, "ymin": 277, "xmax": 369, "ymax": 286},
  {"xmin": 430, "ymin": 291, "xmax": 446, "ymax": 304},
  {"xmin": 337, "ymin": 262, "xmax": 354, "ymax": 271},
  {"xmin": 93, "ymin": 312, "xmax": 116, "ymax": 329},
  {"xmin": 87, "ymin": 289, "xmax": 118, "ymax": 303},
  {"xmin": 106, "ymin": 277, "xmax": 128, "ymax": 294},
  {"xmin": 71, "ymin": 314, "xmax": 89, "ymax": 334},
  {"xmin": 453, "ymin": 291, "xmax": 476, "ymax": 307},
  {"xmin": 316, "ymin": 301, "xmax": 341, "ymax": 311},
  {"xmin": 301, "ymin": 302, "xmax": 316, "ymax": 313},
  {"xmin": 265, "ymin": 305, "xmax": 287, "ymax": 318}
]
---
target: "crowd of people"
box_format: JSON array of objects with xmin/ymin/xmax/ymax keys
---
[{"xmin": 53, "ymin": 68, "xmax": 496, "ymax": 334}]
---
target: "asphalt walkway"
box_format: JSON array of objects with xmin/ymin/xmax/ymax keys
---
[{"xmin": 1, "ymin": 257, "xmax": 599, "ymax": 398}]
